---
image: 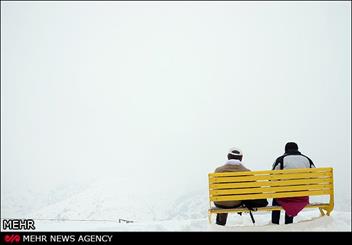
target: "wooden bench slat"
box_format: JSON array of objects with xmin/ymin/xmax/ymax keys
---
[
  {"xmin": 209, "ymin": 172, "xmax": 332, "ymax": 183},
  {"xmin": 210, "ymin": 184, "xmax": 331, "ymax": 196},
  {"xmin": 210, "ymin": 178, "xmax": 332, "ymax": 189},
  {"xmin": 211, "ymin": 190, "xmax": 331, "ymax": 201},
  {"xmin": 208, "ymin": 167, "xmax": 332, "ymax": 177}
]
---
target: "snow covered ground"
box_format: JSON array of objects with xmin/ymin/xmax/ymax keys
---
[
  {"xmin": 1, "ymin": 177, "xmax": 351, "ymax": 231},
  {"xmin": 11, "ymin": 210, "xmax": 351, "ymax": 231}
]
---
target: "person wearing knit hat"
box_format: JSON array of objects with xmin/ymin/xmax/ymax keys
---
[
  {"xmin": 285, "ymin": 142, "xmax": 299, "ymax": 153},
  {"xmin": 213, "ymin": 147, "xmax": 250, "ymax": 226},
  {"xmin": 271, "ymin": 142, "xmax": 316, "ymax": 225}
]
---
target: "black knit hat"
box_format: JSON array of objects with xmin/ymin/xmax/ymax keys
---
[{"xmin": 285, "ymin": 142, "xmax": 298, "ymax": 152}]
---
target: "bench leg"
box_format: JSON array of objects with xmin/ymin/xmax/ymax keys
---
[
  {"xmin": 321, "ymin": 208, "xmax": 332, "ymax": 216},
  {"xmin": 319, "ymin": 208, "xmax": 325, "ymax": 216},
  {"xmin": 208, "ymin": 213, "xmax": 212, "ymax": 224}
]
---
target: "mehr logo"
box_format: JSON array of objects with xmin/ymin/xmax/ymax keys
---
[
  {"xmin": 2, "ymin": 219, "xmax": 36, "ymax": 230},
  {"xmin": 4, "ymin": 234, "xmax": 21, "ymax": 244}
]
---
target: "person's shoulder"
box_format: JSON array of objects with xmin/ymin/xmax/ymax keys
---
[
  {"xmin": 299, "ymin": 153, "xmax": 315, "ymax": 166},
  {"xmin": 272, "ymin": 154, "xmax": 286, "ymax": 170},
  {"xmin": 227, "ymin": 163, "xmax": 250, "ymax": 172},
  {"xmin": 238, "ymin": 163, "xmax": 251, "ymax": 171},
  {"xmin": 300, "ymin": 153, "xmax": 312, "ymax": 159},
  {"xmin": 275, "ymin": 154, "xmax": 286, "ymax": 162},
  {"xmin": 215, "ymin": 165, "xmax": 225, "ymax": 173}
]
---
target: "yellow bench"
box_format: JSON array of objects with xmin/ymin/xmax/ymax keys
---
[{"xmin": 208, "ymin": 167, "xmax": 334, "ymax": 224}]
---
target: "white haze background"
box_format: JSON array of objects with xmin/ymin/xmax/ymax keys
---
[{"xmin": 1, "ymin": 1, "xmax": 351, "ymax": 227}]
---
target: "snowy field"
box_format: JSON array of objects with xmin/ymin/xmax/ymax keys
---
[
  {"xmin": 1, "ymin": 178, "xmax": 351, "ymax": 232},
  {"xmin": 11, "ymin": 210, "xmax": 351, "ymax": 232},
  {"xmin": 1, "ymin": 1, "xmax": 350, "ymax": 234}
]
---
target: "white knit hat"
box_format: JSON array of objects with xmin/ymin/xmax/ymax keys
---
[{"xmin": 228, "ymin": 147, "xmax": 243, "ymax": 156}]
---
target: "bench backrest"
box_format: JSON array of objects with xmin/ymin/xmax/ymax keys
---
[{"xmin": 208, "ymin": 167, "xmax": 333, "ymax": 204}]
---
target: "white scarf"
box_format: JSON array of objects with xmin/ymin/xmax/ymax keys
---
[{"xmin": 225, "ymin": 159, "xmax": 242, "ymax": 165}]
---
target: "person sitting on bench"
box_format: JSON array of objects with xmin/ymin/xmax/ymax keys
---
[
  {"xmin": 213, "ymin": 147, "xmax": 250, "ymax": 226},
  {"xmin": 271, "ymin": 142, "xmax": 316, "ymax": 224}
]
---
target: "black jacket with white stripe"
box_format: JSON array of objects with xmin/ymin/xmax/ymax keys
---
[{"xmin": 272, "ymin": 150, "xmax": 315, "ymax": 170}]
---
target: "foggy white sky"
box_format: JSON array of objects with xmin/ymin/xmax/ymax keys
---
[{"xmin": 1, "ymin": 2, "xmax": 351, "ymax": 210}]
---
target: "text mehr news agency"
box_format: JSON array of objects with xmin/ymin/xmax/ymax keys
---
[{"xmin": 23, "ymin": 234, "xmax": 113, "ymax": 243}]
